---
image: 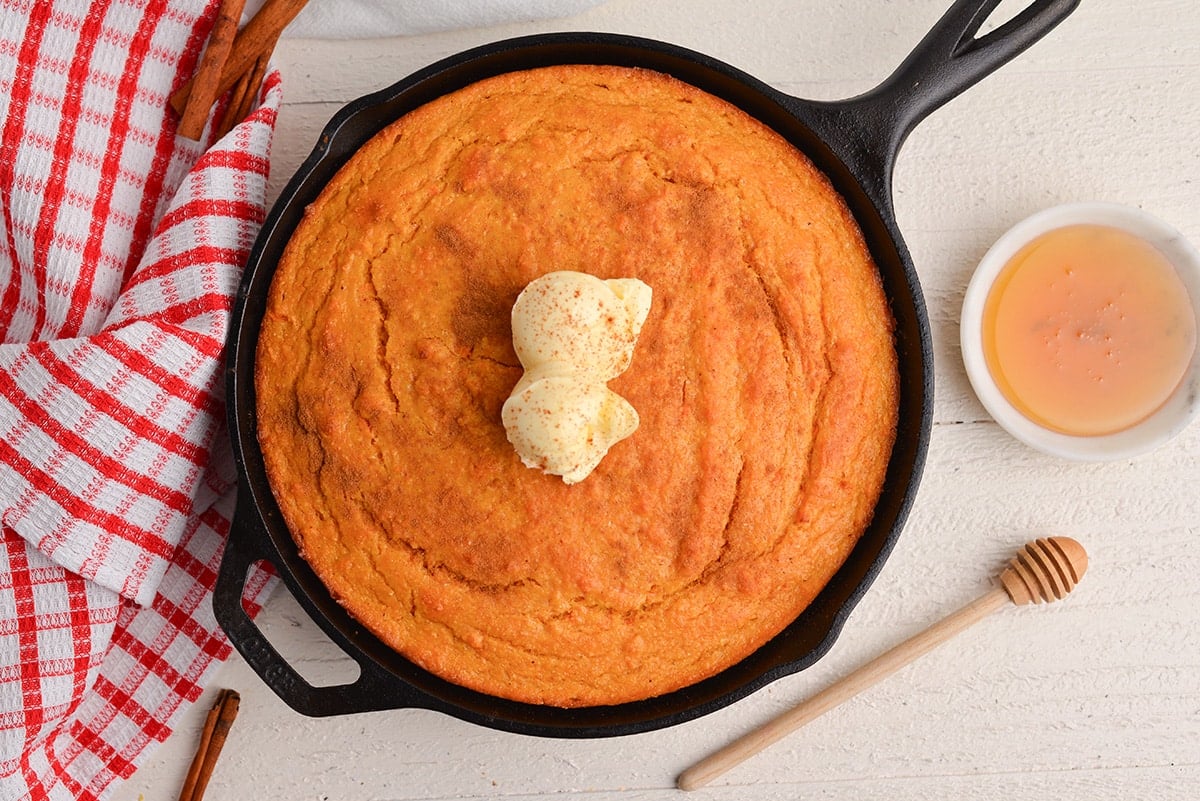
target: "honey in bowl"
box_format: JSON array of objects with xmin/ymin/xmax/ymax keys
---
[{"xmin": 981, "ymin": 223, "xmax": 1197, "ymax": 436}]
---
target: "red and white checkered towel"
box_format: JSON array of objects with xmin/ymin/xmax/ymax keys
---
[{"xmin": 0, "ymin": 2, "xmax": 277, "ymax": 798}]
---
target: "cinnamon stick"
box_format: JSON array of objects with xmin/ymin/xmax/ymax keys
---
[
  {"xmin": 171, "ymin": 0, "xmax": 309, "ymax": 117},
  {"xmin": 213, "ymin": 66, "xmax": 252, "ymax": 141},
  {"xmin": 216, "ymin": 42, "xmax": 273, "ymax": 139},
  {"xmin": 236, "ymin": 51, "xmax": 271, "ymax": 122},
  {"xmin": 176, "ymin": 689, "xmax": 241, "ymax": 801},
  {"xmin": 177, "ymin": 0, "xmax": 247, "ymax": 140}
]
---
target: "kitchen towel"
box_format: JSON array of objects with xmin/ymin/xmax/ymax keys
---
[
  {"xmin": 0, "ymin": 2, "xmax": 279, "ymax": 799},
  {"xmin": 0, "ymin": 1, "xmax": 601, "ymax": 800}
]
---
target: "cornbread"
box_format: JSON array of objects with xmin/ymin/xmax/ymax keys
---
[{"xmin": 255, "ymin": 64, "xmax": 899, "ymax": 707}]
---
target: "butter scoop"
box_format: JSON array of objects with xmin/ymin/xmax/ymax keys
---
[
  {"xmin": 502, "ymin": 377, "xmax": 640, "ymax": 484},
  {"xmin": 510, "ymin": 271, "xmax": 651, "ymax": 384},
  {"xmin": 502, "ymin": 271, "xmax": 652, "ymax": 484}
]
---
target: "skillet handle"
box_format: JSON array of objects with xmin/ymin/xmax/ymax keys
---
[
  {"xmin": 876, "ymin": 0, "xmax": 1078, "ymax": 137},
  {"xmin": 214, "ymin": 495, "xmax": 422, "ymax": 717},
  {"xmin": 794, "ymin": 0, "xmax": 1079, "ymax": 206}
]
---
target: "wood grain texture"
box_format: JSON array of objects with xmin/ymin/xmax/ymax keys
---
[{"xmin": 116, "ymin": 1, "xmax": 1200, "ymax": 798}]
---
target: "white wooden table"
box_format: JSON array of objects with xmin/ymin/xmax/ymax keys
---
[{"xmin": 116, "ymin": 1, "xmax": 1200, "ymax": 798}]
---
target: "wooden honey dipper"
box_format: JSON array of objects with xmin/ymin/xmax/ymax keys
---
[{"xmin": 677, "ymin": 537, "xmax": 1088, "ymax": 791}]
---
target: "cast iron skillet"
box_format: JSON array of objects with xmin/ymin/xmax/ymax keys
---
[{"xmin": 216, "ymin": 0, "xmax": 1079, "ymax": 737}]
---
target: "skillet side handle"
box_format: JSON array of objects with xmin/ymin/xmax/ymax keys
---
[{"xmin": 214, "ymin": 496, "xmax": 418, "ymax": 717}]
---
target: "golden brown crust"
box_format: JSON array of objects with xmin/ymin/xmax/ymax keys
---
[{"xmin": 255, "ymin": 65, "xmax": 899, "ymax": 707}]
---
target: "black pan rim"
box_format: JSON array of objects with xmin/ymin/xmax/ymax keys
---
[{"xmin": 220, "ymin": 29, "xmax": 935, "ymax": 737}]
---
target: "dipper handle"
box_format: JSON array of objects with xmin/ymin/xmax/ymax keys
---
[{"xmin": 676, "ymin": 537, "xmax": 1088, "ymax": 791}]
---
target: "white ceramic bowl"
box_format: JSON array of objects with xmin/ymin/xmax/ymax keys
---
[{"xmin": 960, "ymin": 202, "xmax": 1200, "ymax": 460}]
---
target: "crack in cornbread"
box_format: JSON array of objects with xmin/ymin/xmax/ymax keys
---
[{"xmin": 255, "ymin": 64, "xmax": 898, "ymax": 707}]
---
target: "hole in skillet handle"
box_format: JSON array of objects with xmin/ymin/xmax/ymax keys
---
[{"xmin": 783, "ymin": 0, "xmax": 1081, "ymax": 214}]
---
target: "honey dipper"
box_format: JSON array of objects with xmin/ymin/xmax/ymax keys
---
[{"xmin": 677, "ymin": 537, "xmax": 1088, "ymax": 791}]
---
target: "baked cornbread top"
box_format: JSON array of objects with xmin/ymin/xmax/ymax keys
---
[{"xmin": 255, "ymin": 64, "xmax": 899, "ymax": 707}]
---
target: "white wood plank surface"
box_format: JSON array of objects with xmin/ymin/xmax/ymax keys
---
[{"xmin": 115, "ymin": 1, "xmax": 1200, "ymax": 799}]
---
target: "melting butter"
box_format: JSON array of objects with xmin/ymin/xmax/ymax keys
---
[{"xmin": 501, "ymin": 271, "xmax": 652, "ymax": 484}]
